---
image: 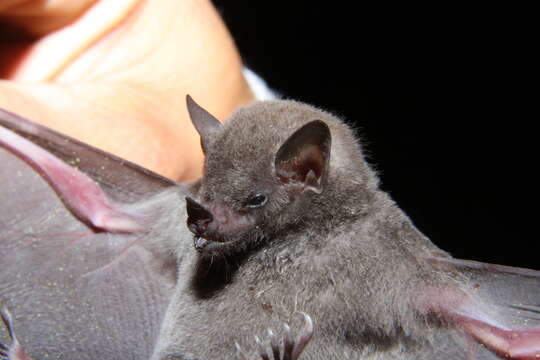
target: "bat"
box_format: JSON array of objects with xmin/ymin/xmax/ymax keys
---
[
  {"xmin": 0, "ymin": 97, "xmax": 539, "ymax": 360},
  {"xmin": 154, "ymin": 98, "xmax": 540, "ymax": 360}
]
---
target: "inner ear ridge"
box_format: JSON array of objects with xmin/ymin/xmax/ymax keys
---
[
  {"xmin": 304, "ymin": 169, "xmax": 323, "ymax": 194},
  {"xmin": 275, "ymin": 120, "xmax": 331, "ymax": 191}
]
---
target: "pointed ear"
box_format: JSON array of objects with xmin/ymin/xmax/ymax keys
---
[
  {"xmin": 186, "ymin": 95, "xmax": 222, "ymax": 152},
  {"xmin": 275, "ymin": 120, "xmax": 331, "ymax": 194}
]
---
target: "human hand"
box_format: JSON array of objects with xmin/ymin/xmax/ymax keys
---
[{"xmin": 0, "ymin": 0, "xmax": 254, "ymax": 181}]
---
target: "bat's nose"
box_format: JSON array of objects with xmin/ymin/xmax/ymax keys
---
[{"xmin": 185, "ymin": 197, "xmax": 213, "ymax": 236}]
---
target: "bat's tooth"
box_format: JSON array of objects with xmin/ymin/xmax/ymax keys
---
[{"xmin": 193, "ymin": 236, "xmax": 210, "ymax": 251}]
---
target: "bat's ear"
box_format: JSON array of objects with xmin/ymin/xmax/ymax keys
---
[
  {"xmin": 186, "ymin": 95, "xmax": 222, "ymax": 152},
  {"xmin": 275, "ymin": 120, "xmax": 331, "ymax": 194}
]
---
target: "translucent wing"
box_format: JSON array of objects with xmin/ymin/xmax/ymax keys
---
[{"xmin": 0, "ymin": 109, "xmax": 188, "ymax": 360}]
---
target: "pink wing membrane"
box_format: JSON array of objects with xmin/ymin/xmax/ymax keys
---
[
  {"xmin": 429, "ymin": 257, "xmax": 540, "ymax": 359},
  {"xmin": 0, "ymin": 108, "xmax": 175, "ymax": 203},
  {"xmin": 0, "ymin": 124, "xmax": 141, "ymax": 233}
]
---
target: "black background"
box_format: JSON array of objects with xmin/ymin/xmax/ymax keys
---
[{"xmin": 212, "ymin": 2, "xmax": 537, "ymax": 269}]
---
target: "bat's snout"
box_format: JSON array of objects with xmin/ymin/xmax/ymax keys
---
[{"xmin": 186, "ymin": 197, "xmax": 213, "ymax": 237}]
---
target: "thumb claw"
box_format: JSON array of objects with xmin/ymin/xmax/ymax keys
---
[{"xmin": 235, "ymin": 342, "xmax": 250, "ymax": 360}]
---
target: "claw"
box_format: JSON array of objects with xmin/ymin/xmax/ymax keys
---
[
  {"xmin": 291, "ymin": 313, "xmax": 314, "ymax": 360},
  {"xmin": 282, "ymin": 323, "xmax": 294, "ymax": 360},
  {"xmin": 267, "ymin": 328, "xmax": 280, "ymax": 360},
  {"xmin": 236, "ymin": 342, "xmax": 251, "ymax": 360},
  {"xmin": 0, "ymin": 306, "xmax": 33, "ymax": 360},
  {"xmin": 254, "ymin": 335, "xmax": 270, "ymax": 360},
  {"xmin": 236, "ymin": 313, "xmax": 314, "ymax": 360}
]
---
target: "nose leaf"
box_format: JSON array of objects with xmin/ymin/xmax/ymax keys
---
[{"xmin": 186, "ymin": 197, "xmax": 213, "ymax": 236}]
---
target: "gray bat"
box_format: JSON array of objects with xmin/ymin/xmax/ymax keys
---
[{"xmin": 1, "ymin": 97, "xmax": 539, "ymax": 360}]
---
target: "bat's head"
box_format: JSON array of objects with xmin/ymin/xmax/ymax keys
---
[{"xmin": 185, "ymin": 95, "xmax": 333, "ymax": 256}]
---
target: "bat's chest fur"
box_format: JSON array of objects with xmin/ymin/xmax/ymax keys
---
[{"xmin": 169, "ymin": 218, "xmax": 440, "ymax": 359}]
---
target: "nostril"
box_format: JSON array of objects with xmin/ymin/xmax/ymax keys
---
[{"xmin": 188, "ymin": 217, "xmax": 212, "ymax": 235}]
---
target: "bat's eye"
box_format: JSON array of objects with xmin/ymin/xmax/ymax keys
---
[{"xmin": 245, "ymin": 192, "xmax": 268, "ymax": 208}]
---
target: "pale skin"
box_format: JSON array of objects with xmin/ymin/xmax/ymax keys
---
[{"xmin": 0, "ymin": 0, "xmax": 255, "ymax": 182}]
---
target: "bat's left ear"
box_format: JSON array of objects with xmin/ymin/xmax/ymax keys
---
[
  {"xmin": 274, "ymin": 120, "xmax": 331, "ymax": 194},
  {"xmin": 186, "ymin": 95, "xmax": 222, "ymax": 153}
]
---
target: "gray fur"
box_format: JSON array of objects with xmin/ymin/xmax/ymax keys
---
[{"xmin": 152, "ymin": 100, "xmax": 464, "ymax": 359}]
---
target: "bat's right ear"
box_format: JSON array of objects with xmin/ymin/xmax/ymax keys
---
[
  {"xmin": 186, "ymin": 95, "xmax": 222, "ymax": 153},
  {"xmin": 275, "ymin": 120, "xmax": 331, "ymax": 194}
]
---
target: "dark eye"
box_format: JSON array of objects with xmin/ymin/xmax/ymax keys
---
[{"xmin": 245, "ymin": 192, "xmax": 268, "ymax": 208}]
